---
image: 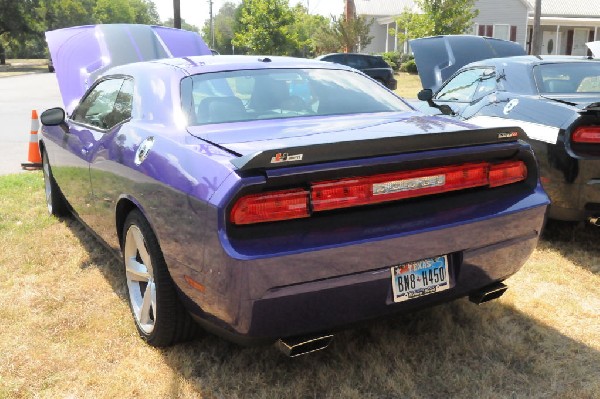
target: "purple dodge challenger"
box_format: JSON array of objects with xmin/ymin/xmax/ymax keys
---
[{"xmin": 40, "ymin": 25, "xmax": 549, "ymax": 356}]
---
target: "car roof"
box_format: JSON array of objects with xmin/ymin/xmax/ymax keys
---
[
  {"xmin": 443, "ymin": 55, "xmax": 600, "ymax": 95},
  {"xmin": 467, "ymin": 55, "xmax": 600, "ymax": 68},
  {"xmin": 109, "ymin": 55, "xmax": 354, "ymax": 76},
  {"xmin": 317, "ymin": 53, "xmax": 381, "ymax": 59}
]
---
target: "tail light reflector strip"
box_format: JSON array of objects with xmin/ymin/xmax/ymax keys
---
[
  {"xmin": 230, "ymin": 160, "xmax": 527, "ymax": 225},
  {"xmin": 311, "ymin": 163, "xmax": 488, "ymax": 212}
]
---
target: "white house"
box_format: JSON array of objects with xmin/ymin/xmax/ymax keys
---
[{"xmin": 355, "ymin": 0, "xmax": 600, "ymax": 55}]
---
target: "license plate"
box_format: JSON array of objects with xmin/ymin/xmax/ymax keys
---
[{"xmin": 391, "ymin": 255, "xmax": 449, "ymax": 303}]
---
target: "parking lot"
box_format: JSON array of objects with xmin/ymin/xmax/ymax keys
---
[{"xmin": 0, "ymin": 72, "xmax": 61, "ymax": 175}]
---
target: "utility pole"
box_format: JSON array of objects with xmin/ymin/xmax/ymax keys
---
[
  {"xmin": 209, "ymin": 0, "xmax": 215, "ymax": 48},
  {"xmin": 531, "ymin": 0, "xmax": 542, "ymax": 54},
  {"xmin": 173, "ymin": 0, "xmax": 181, "ymax": 29}
]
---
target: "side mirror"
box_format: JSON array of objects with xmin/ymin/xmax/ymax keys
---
[
  {"xmin": 417, "ymin": 88, "xmax": 454, "ymax": 116},
  {"xmin": 40, "ymin": 107, "xmax": 66, "ymax": 126},
  {"xmin": 417, "ymin": 89, "xmax": 433, "ymax": 101}
]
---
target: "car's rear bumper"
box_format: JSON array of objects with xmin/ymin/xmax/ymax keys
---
[
  {"xmin": 174, "ymin": 203, "xmax": 547, "ymax": 343},
  {"xmin": 386, "ymin": 77, "xmax": 398, "ymax": 91},
  {"xmin": 532, "ymin": 140, "xmax": 600, "ymax": 221}
]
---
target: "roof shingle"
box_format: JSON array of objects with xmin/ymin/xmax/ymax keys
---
[
  {"xmin": 355, "ymin": 0, "xmax": 600, "ymax": 19},
  {"xmin": 525, "ymin": 0, "xmax": 600, "ymax": 17},
  {"xmin": 354, "ymin": 0, "xmax": 420, "ymax": 17}
]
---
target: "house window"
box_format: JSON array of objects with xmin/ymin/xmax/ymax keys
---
[
  {"xmin": 477, "ymin": 25, "xmax": 517, "ymax": 42},
  {"xmin": 493, "ymin": 25, "xmax": 510, "ymax": 41}
]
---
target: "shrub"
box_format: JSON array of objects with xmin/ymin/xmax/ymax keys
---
[
  {"xmin": 400, "ymin": 58, "xmax": 418, "ymax": 73},
  {"xmin": 381, "ymin": 51, "xmax": 402, "ymax": 71}
]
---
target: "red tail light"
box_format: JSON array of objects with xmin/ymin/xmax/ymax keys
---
[
  {"xmin": 311, "ymin": 163, "xmax": 489, "ymax": 211},
  {"xmin": 572, "ymin": 126, "xmax": 600, "ymax": 143},
  {"xmin": 230, "ymin": 160, "xmax": 527, "ymax": 224},
  {"xmin": 230, "ymin": 189, "xmax": 309, "ymax": 225},
  {"xmin": 489, "ymin": 161, "xmax": 527, "ymax": 187}
]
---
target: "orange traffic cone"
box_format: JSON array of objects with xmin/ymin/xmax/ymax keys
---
[{"xmin": 21, "ymin": 110, "xmax": 42, "ymax": 170}]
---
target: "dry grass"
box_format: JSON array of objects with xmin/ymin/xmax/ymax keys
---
[
  {"xmin": 0, "ymin": 59, "xmax": 48, "ymax": 77},
  {"xmin": 1, "ymin": 172, "xmax": 599, "ymax": 398},
  {"xmin": 394, "ymin": 72, "xmax": 423, "ymax": 99}
]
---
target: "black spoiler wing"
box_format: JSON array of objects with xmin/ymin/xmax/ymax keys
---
[{"xmin": 231, "ymin": 127, "xmax": 527, "ymax": 172}]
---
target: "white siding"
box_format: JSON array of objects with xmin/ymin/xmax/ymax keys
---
[
  {"xmin": 362, "ymin": 21, "xmax": 396, "ymax": 54},
  {"xmin": 473, "ymin": 0, "xmax": 529, "ymax": 48}
]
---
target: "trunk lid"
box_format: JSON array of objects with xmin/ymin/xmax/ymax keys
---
[
  {"xmin": 187, "ymin": 112, "xmax": 525, "ymax": 172},
  {"xmin": 540, "ymin": 94, "xmax": 600, "ymax": 111}
]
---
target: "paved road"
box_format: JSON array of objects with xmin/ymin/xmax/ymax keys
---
[{"xmin": 0, "ymin": 73, "xmax": 62, "ymax": 175}]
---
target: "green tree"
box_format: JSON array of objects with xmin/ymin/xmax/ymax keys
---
[
  {"xmin": 232, "ymin": 0, "xmax": 297, "ymax": 55},
  {"xmin": 289, "ymin": 3, "xmax": 329, "ymax": 57},
  {"xmin": 420, "ymin": 0, "xmax": 479, "ymax": 35},
  {"xmin": 393, "ymin": 9, "xmax": 433, "ymax": 45},
  {"xmin": 0, "ymin": 0, "xmax": 40, "ymax": 63},
  {"xmin": 38, "ymin": 0, "xmax": 96, "ymax": 30},
  {"xmin": 93, "ymin": 0, "xmax": 136, "ymax": 23},
  {"xmin": 163, "ymin": 18, "xmax": 200, "ymax": 33},
  {"xmin": 131, "ymin": 0, "xmax": 160, "ymax": 24},
  {"xmin": 314, "ymin": 14, "xmax": 374, "ymax": 54},
  {"xmin": 202, "ymin": 2, "xmax": 238, "ymax": 54},
  {"xmin": 394, "ymin": 0, "xmax": 479, "ymax": 44}
]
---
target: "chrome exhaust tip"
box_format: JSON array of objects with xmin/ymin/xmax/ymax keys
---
[
  {"xmin": 275, "ymin": 333, "xmax": 334, "ymax": 357},
  {"xmin": 469, "ymin": 282, "xmax": 508, "ymax": 305},
  {"xmin": 588, "ymin": 216, "xmax": 600, "ymax": 227}
]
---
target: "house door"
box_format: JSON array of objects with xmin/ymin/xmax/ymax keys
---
[
  {"xmin": 542, "ymin": 31, "xmax": 557, "ymax": 54},
  {"xmin": 572, "ymin": 28, "xmax": 589, "ymax": 56}
]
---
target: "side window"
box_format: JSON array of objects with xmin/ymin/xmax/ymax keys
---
[
  {"xmin": 436, "ymin": 68, "xmax": 496, "ymax": 102},
  {"xmin": 328, "ymin": 54, "xmax": 346, "ymax": 64},
  {"xmin": 72, "ymin": 78, "xmax": 124, "ymax": 129},
  {"xmin": 346, "ymin": 55, "xmax": 368, "ymax": 69},
  {"xmin": 473, "ymin": 69, "xmax": 497, "ymax": 100},
  {"xmin": 106, "ymin": 79, "xmax": 134, "ymax": 127},
  {"xmin": 368, "ymin": 56, "xmax": 388, "ymax": 68}
]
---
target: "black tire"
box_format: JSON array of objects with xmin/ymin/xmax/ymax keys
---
[
  {"xmin": 42, "ymin": 150, "xmax": 69, "ymax": 217},
  {"xmin": 122, "ymin": 210, "xmax": 198, "ymax": 347}
]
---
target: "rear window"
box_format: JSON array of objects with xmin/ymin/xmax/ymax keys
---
[
  {"xmin": 367, "ymin": 56, "xmax": 389, "ymax": 68},
  {"xmin": 534, "ymin": 62, "xmax": 600, "ymax": 93},
  {"xmin": 182, "ymin": 68, "xmax": 410, "ymax": 126}
]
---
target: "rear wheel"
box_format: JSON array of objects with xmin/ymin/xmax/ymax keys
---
[
  {"xmin": 122, "ymin": 210, "xmax": 198, "ymax": 347},
  {"xmin": 42, "ymin": 150, "xmax": 69, "ymax": 217}
]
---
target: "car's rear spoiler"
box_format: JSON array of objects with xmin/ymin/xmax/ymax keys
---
[{"xmin": 231, "ymin": 127, "xmax": 527, "ymax": 172}]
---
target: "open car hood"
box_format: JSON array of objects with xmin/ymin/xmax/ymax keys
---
[
  {"xmin": 46, "ymin": 24, "xmax": 211, "ymax": 113},
  {"xmin": 410, "ymin": 35, "xmax": 526, "ymax": 92}
]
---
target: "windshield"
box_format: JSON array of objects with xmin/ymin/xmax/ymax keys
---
[
  {"xmin": 182, "ymin": 68, "xmax": 410, "ymax": 126},
  {"xmin": 534, "ymin": 62, "xmax": 600, "ymax": 94}
]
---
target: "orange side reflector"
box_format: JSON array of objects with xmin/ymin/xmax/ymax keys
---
[{"xmin": 184, "ymin": 275, "xmax": 206, "ymax": 293}]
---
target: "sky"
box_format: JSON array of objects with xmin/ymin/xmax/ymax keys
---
[{"xmin": 153, "ymin": 0, "xmax": 345, "ymax": 29}]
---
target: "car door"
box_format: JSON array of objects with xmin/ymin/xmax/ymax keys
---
[
  {"xmin": 433, "ymin": 67, "xmax": 498, "ymax": 118},
  {"xmin": 55, "ymin": 77, "xmax": 125, "ymax": 225},
  {"xmin": 87, "ymin": 78, "xmax": 136, "ymax": 249}
]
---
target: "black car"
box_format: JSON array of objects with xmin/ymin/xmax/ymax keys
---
[
  {"xmin": 411, "ymin": 35, "xmax": 600, "ymax": 224},
  {"xmin": 317, "ymin": 53, "xmax": 397, "ymax": 90}
]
